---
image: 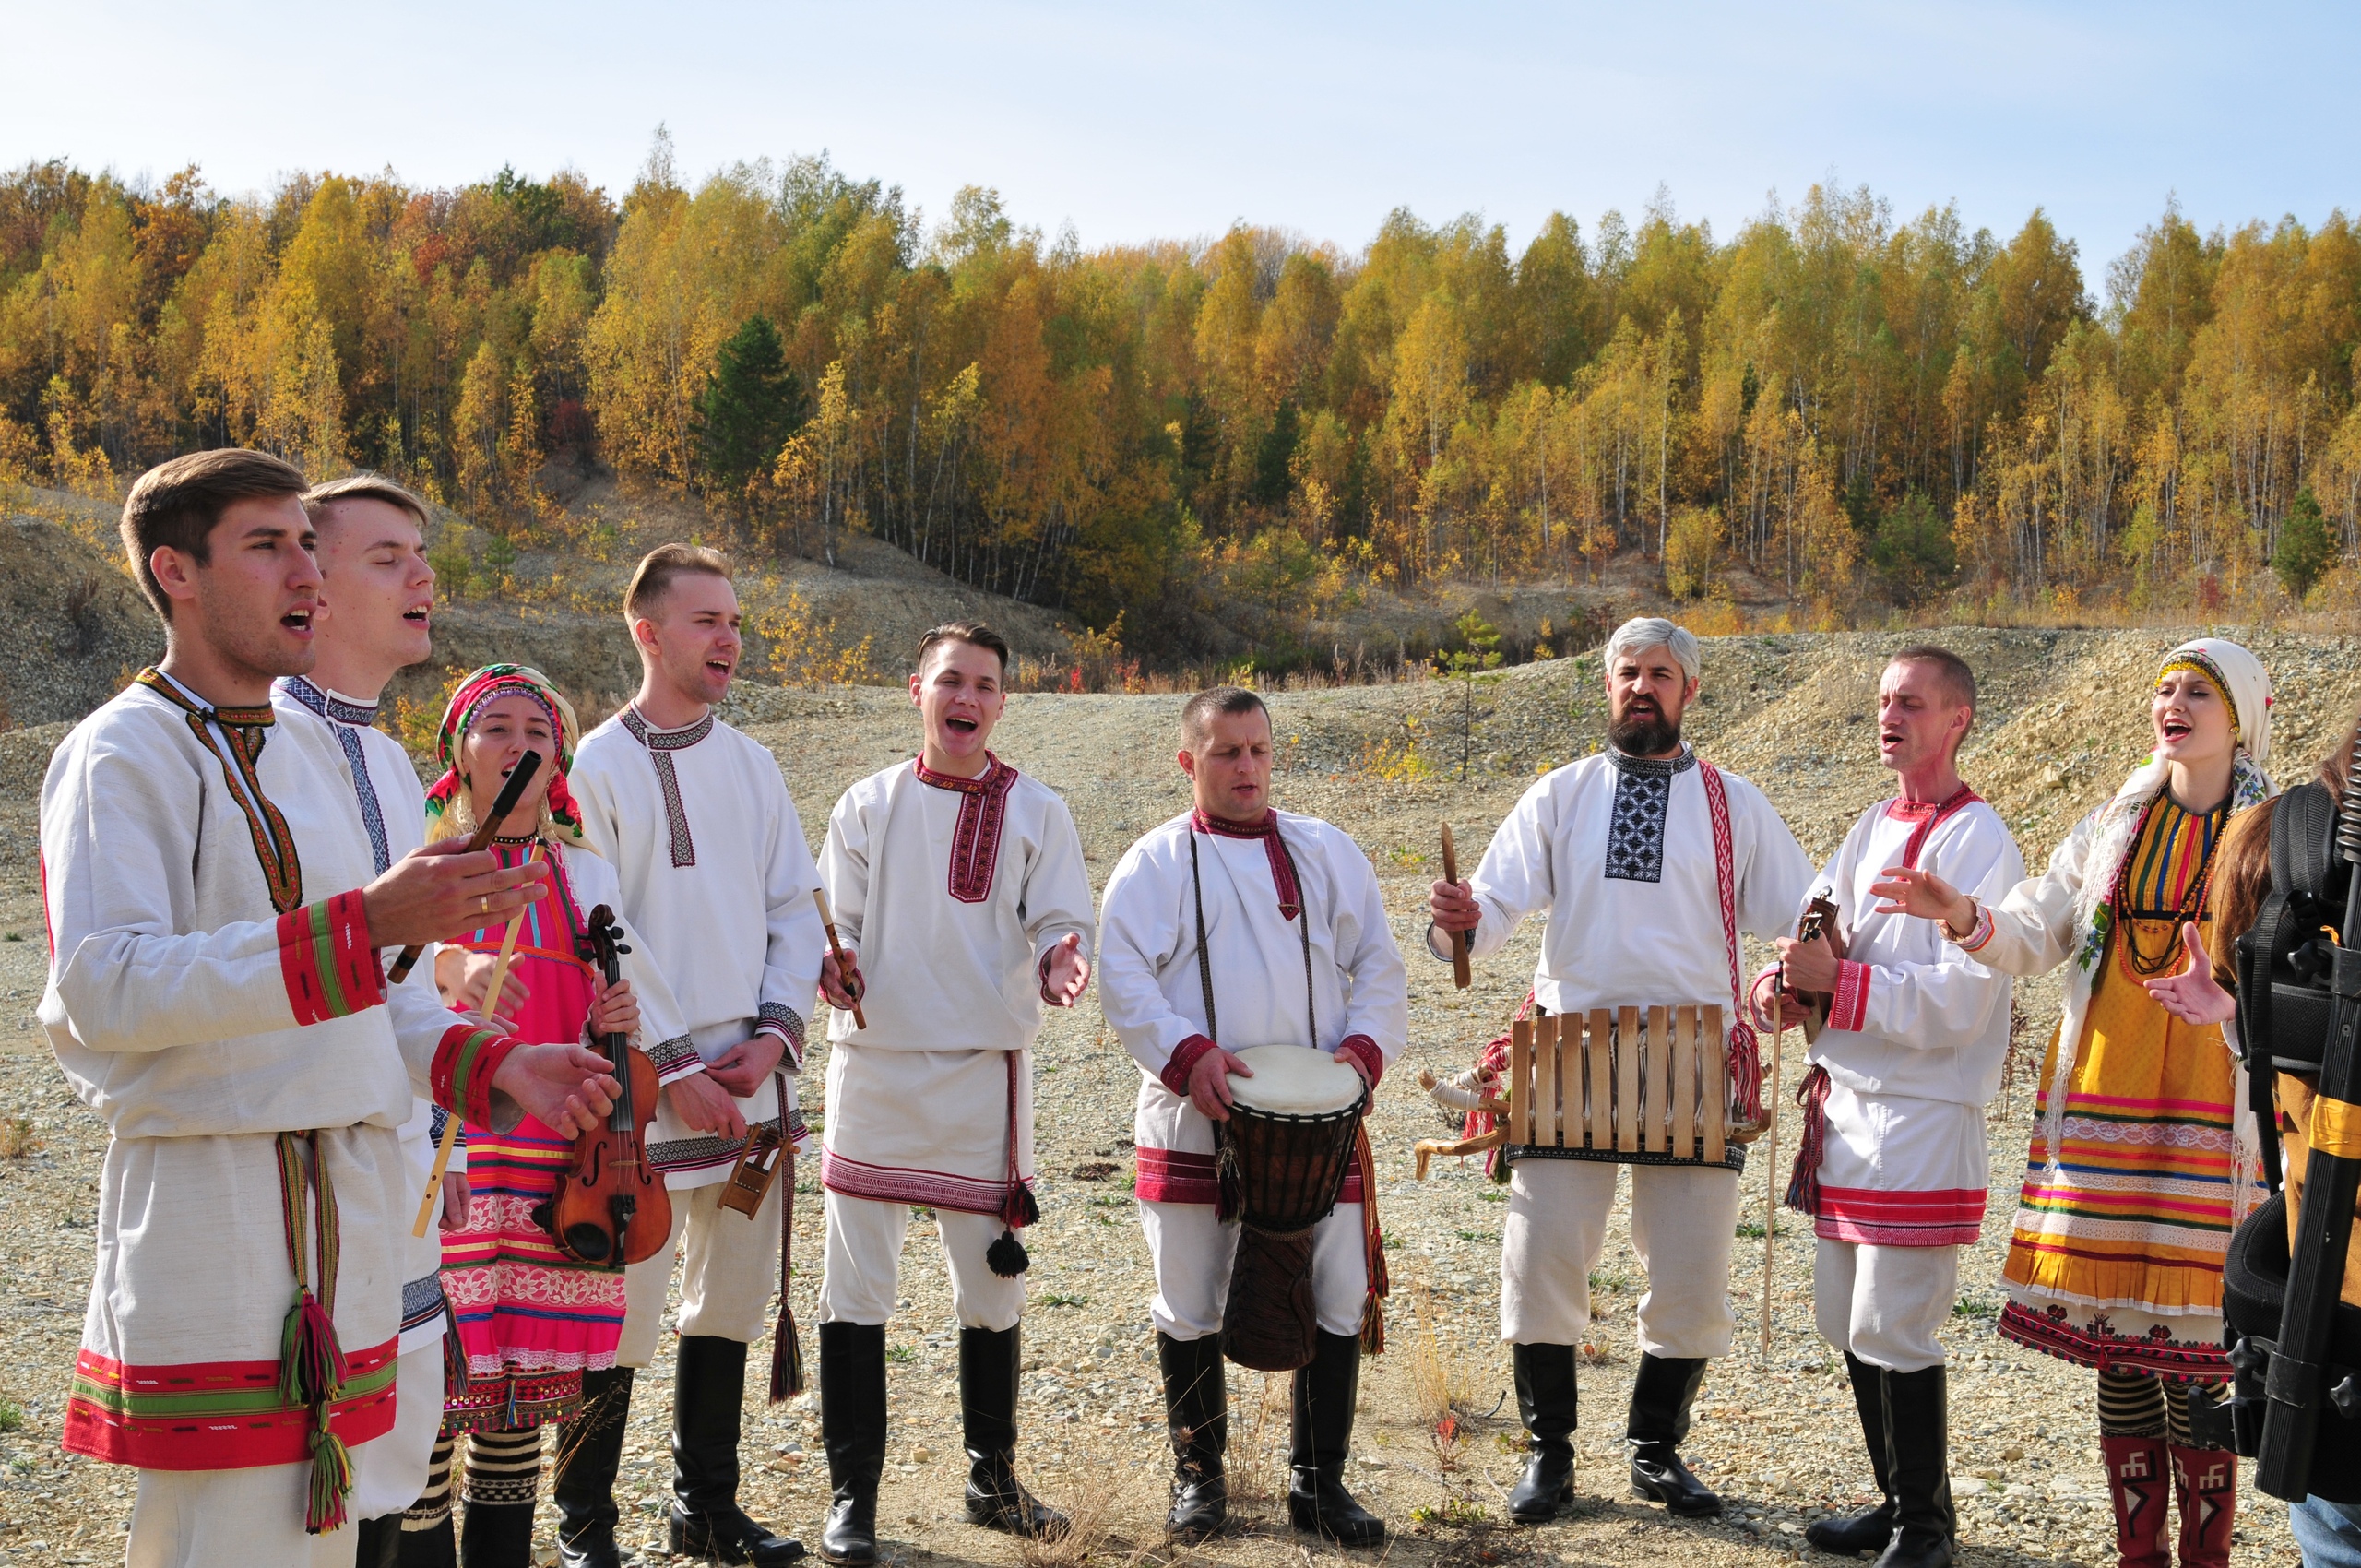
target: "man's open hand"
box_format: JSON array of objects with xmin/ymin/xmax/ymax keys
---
[
  {"xmin": 366, "ymin": 839, "xmax": 548, "ymax": 950},
  {"xmin": 490, "ymin": 1043, "xmax": 618, "ymax": 1137},
  {"xmin": 1040, "ymin": 933, "xmax": 1090, "ymax": 1007},
  {"xmin": 663, "ymin": 1071, "xmax": 749, "ymax": 1141}
]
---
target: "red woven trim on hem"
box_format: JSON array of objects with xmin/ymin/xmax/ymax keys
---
[
  {"xmin": 819, "ymin": 1148, "xmax": 1028, "ymax": 1216},
  {"xmin": 1995, "ymin": 1301, "xmax": 2230, "ymax": 1384},
  {"xmin": 1336, "ymin": 1034, "xmax": 1385, "ymax": 1088},
  {"xmin": 1815, "ymin": 1185, "xmax": 1987, "ymax": 1246},
  {"xmin": 61, "ymin": 1336, "xmax": 399, "ymax": 1470},
  {"xmin": 1134, "ymin": 1144, "xmax": 1365, "ymax": 1206},
  {"xmin": 1161, "ymin": 1035, "xmax": 1219, "ymax": 1099},
  {"xmin": 1829, "ymin": 960, "xmax": 1871, "ymax": 1033},
  {"xmin": 432, "ymin": 1024, "xmax": 521, "ymax": 1127},
  {"xmin": 277, "ymin": 889, "xmax": 385, "ymax": 1026}
]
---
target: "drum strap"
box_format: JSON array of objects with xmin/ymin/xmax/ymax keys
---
[{"xmin": 1189, "ymin": 825, "xmax": 1317, "ymax": 1050}]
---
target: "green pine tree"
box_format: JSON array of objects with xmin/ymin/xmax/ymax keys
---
[
  {"xmin": 694, "ymin": 316, "xmax": 808, "ymax": 516},
  {"xmin": 2273, "ymin": 488, "xmax": 2334, "ymax": 600}
]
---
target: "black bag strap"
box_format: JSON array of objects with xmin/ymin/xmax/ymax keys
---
[{"xmin": 1189, "ymin": 825, "xmax": 1317, "ymax": 1054}]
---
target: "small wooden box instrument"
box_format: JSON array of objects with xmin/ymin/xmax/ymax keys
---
[
  {"xmin": 1503, "ymin": 1005, "xmax": 1737, "ymax": 1166},
  {"xmin": 718, "ymin": 1123, "xmax": 785, "ymax": 1219}
]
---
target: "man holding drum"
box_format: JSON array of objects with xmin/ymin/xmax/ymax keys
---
[
  {"xmin": 1099, "ymin": 685, "xmax": 1409, "ymax": 1546},
  {"xmin": 1429, "ymin": 616, "xmax": 1814, "ymax": 1524}
]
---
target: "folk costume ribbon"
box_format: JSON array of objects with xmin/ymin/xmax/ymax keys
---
[
  {"xmin": 423, "ymin": 664, "xmax": 587, "ymax": 848},
  {"xmin": 136, "ymin": 668, "xmax": 303, "ymax": 914},
  {"xmin": 274, "ymin": 1130, "xmax": 355, "ymax": 1533}
]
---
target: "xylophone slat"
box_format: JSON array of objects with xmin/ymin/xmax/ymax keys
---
[
  {"xmin": 1671, "ymin": 1004, "xmax": 1697, "ymax": 1158},
  {"xmin": 1702, "ymin": 1004, "xmax": 1726, "ymax": 1165},
  {"xmin": 1615, "ymin": 1005, "xmax": 1641, "ymax": 1153},
  {"xmin": 1587, "ymin": 1009, "xmax": 1612, "ymax": 1152},
  {"xmin": 1536, "ymin": 1013, "xmax": 1562, "ymax": 1147},
  {"xmin": 1642, "ymin": 1005, "xmax": 1669, "ymax": 1153},
  {"xmin": 1511, "ymin": 1017, "xmax": 1532, "ymax": 1146}
]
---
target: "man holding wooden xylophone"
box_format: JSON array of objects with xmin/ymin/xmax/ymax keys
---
[
  {"xmin": 1098, "ymin": 685, "xmax": 1409, "ymax": 1546},
  {"xmin": 1756, "ymin": 647, "xmax": 2018, "ymax": 1568},
  {"xmin": 1428, "ymin": 616, "xmax": 1815, "ymax": 1524}
]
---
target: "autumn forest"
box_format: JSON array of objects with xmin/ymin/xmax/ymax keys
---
[{"xmin": 4, "ymin": 134, "xmax": 2358, "ymax": 661}]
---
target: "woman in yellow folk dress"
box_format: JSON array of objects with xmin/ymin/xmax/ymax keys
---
[{"xmin": 1873, "ymin": 639, "xmax": 2272, "ymax": 1568}]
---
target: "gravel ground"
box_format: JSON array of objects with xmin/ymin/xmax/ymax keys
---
[{"xmin": 3, "ymin": 629, "xmax": 2350, "ymax": 1565}]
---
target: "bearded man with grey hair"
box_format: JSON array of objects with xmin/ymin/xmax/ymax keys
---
[{"xmin": 1429, "ymin": 616, "xmax": 1814, "ymax": 1524}]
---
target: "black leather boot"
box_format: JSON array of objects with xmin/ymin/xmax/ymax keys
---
[
  {"xmin": 670, "ymin": 1336, "xmax": 806, "ymax": 1565},
  {"xmin": 458, "ymin": 1502, "xmax": 536, "ymax": 1568},
  {"xmin": 1157, "ymin": 1332, "xmax": 1228, "ymax": 1538},
  {"xmin": 1507, "ymin": 1342, "xmax": 1579, "ymax": 1524},
  {"xmin": 1871, "ymin": 1366, "xmax": 1953, "ymax": 1568},
  {"xmin": 1287, "ymin": 1329, "xmax": 1385, "ymax": 1547},
  {"xmin": 398, "ymin": 1516, "xmax": 457, "ymax": 1568},
  {"xmin": 1807, "ymin": 1354, "xmax": 1897, "ymax": 1557},
  {"xmin": 961, "ymin": 1325, "xmax": 1067, "ymax": 1538},
  {"xmin": 820, "ymin": 1323, "xmax": 887, "ymax": 1568},
  {"xmin": 1626, "ymin": 1353, "xmax": 1720, "ymax": 1516},
  {"xmin": 553, "ymin": 1366, "xmax": 634, "ymax": 1568},
  {"xmin": 355, "ymin": 1513, "xmax": 402, "ymax": 1568}
]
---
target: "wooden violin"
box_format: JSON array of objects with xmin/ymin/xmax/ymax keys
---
[{"xmin": 548, "ymin": 903, "xmax": 671, "ymax": 1265}]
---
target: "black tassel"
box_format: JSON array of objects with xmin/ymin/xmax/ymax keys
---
[
  {"xmin": 986, "ymin": 1227, "xmax": 1030, "ymax": 1277},
  {"xmin": 769, "ymin": 1308, "xmax": 804, "ymax": 1401}
]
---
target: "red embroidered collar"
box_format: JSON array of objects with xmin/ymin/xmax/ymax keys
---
[
  {"xmin": 1192, "ymin": 808, "xmax": 1301, "ymax": 920},
  {"xmin": 919, "ymin": 754, "xmax": 1016, "ymax": 903},
  {"xmin": 1884, "ymin": 784, "xmax": 1981, "ymax": 870}
]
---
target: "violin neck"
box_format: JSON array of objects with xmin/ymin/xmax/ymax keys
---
[{"xmin": 601, "ymin": 1028, "xmax": 634, "ymax": 1128}]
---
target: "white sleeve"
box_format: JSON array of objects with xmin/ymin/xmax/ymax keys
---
[
  {"xmin": 1330, "ymin": 830, "xmax": 1410, "ymax": 1063},
  {"xmin": 1020, "ymin": 797, "xmax": 1096, "ymax": 970},
  {"xmin": 819, "ymin": 786, "xmax": 872, "ymax": 956},
  {"xmin": 755, "ymin": 767, "xmax": 825, "ymax": 1069},
  {"xmin": 1734, "ymin": 779, "xmax": 1819, "ymax": 940},
  {"xmin": 1955, "ymin": 812, "xmax": 2091, "ymax": 978},
  {"xmin": 1845, "ymin": 819, "xmax": 2024, "ymax": 1051},
  {"xmin": 1097, "ymin": 842, "xmax": 1205, "ymax": 1079},
  {"xmin": 1447, "ymin": 778, "xmax": 1556, "ymax": 962}
]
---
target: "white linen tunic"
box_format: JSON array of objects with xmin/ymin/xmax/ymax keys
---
[
  {"xmin": 816, "ymin": 756, "xmax": 1092, "ymax": 1215},
  {"xmin": 1784, "ymin": 794, "xmax": 2023, "ymax": 1247},
  {"xmin": 40, "ymin": 680, "xmax": 482, "ymax": 1515},
  {"xmin": 572, "ymin": 706, "xmax": 826, "ymax": 1186}
]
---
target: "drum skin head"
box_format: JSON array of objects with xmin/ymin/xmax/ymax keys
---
[{"xmin": 1227, "ymin": 1045, "xmax": 1362, "ymax": 1114}]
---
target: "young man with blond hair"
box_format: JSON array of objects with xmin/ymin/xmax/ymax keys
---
[
  {"xmin": 42, "ymin": 447, "xmax": 616, "ymax": 1566},
  {"xmin": 567, "ymin": 544, "xmax": 824, "ymax": 1568},
  {"xmin": 813, "ymin": 622, "xmax": 1094, "ymax": 1566}
]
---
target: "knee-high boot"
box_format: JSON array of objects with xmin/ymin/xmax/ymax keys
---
[
  {"xmin": 1287, "ymin": 1329, "xmax": 1385, "ymax": 1547},
  {"xmin": 552, "ymin": 1367, "xmax": 633, "ymax": 1568},
  {"xmin": 2103, "ymin": 1433, "xmax": 2173, "ymax": 1568},
  {"xmin": 671, "ymin": 1336, "xmax": 805, "ymax": 1565},
  {"xmin": 459, "ymin": 1427, "xmax": 542, "ymax": 1568},
  {"xmin": 398, "ymin": 1434, "xmax": 458, "ymax": 1568},
  {"xmin": 2167, "ymin": 1443, "xmax": 2236, "ymax": 1568},
  {"xmin": 1626, "ymin": 1353, "xmax": 1720, "ymax": 1516},
  {"xmin": 1506, "ymin": 1343, "xmax": 1578, "ymax": 1524},
  {"xmin": 1806, "ymin": 1354, "xmax": 1897, "ymax": 1556},
  {"xmin": 1871, "ymin": 1365, "xmax": 1952, "ymax": 1568},
  {"xmin": 1157, "ymin": 1332, "xmax": 1228, "ymax": 1538},
  {"xmin": 820, "ymin": 1323, "xmax": 888, "ymax": 1568},
  {"xmin": 961, "ymin": 1324, "xmax": 1066, "ymax": 1538}
]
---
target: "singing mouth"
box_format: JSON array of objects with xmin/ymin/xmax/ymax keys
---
[
  {"xmin": 945, "ymin": 715, "xmax": 979, "ymax": 734},
  {"xmin": 706, "ymin": 658, "xmax": 733, "ymax": 679},
  {"xmin": 1880, "ymin": 729, "xmax": 1905, "ymax": 746},
  {"xmin": 402, "ymin": 606, "xmax": 431, "ymax": 625},
  {"xmin": 282, "ymin": 607, "xmax": 314, "ymax": 633},
  {"xmin": 2161, "ymin": 719, "xmax": 2192, "ymax": 742}
]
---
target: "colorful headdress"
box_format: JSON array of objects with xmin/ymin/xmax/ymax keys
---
[
  {"xmin": 2155, "ymin": 637, "xmax": 2273, "ymax": 767},
  {"xmin": 423, "ymin": 663, "xmax": 587, "ymax": 848}
]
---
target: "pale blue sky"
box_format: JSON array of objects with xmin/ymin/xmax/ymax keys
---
[{"xmin": 11, "ymin": 1, "xmax": 2355, "ymax": 287}]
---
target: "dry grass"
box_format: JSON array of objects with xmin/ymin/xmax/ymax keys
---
[
  {"xmin": 1015, "ymin": 1433, "xmax": 1165, "ymax": 1568},
  {"xmin": 0, "ymin": 1115, "xmax": 40, "ymax": 1158},
  {"xmin": 1224, "ymin": 1371, "xmax": 1293, "ymax": 1506}
]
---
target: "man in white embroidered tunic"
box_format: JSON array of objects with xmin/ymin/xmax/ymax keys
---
[
  {"xmin": 270, "ymin": 474, "xmax": 463, "ymax": 1567},
  {"xmin": 813, "ymin": 622, "xmax": 1094, "ymax": 1567},
  {"xmin": 1429, "ymin": 616, "xmax": 1815, "ymax": 1524},
  {"xmin": 1097, "ymin": 686, "xmax": 1408, "ymax": 1547},
  {"xmin": 1756, "ymin": 647, "xmax": 2019, "ymax": 1568},
  {"xmin": 44, "ymin": 449, "xmax": 620, "ymax": 1568},
  {"xmin": 569, "ymin": 545, "xmax": 824, "ymax": 1568}
]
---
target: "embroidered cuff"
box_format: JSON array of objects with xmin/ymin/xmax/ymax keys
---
[
  {"xmin": 757, "ymin": 1003, "xmax": 806, "ymax": 1071},
  {"xmin": 1747, "ymin": 965, "xmax": 1786, "ymax": 1030},
  {"xmin": 278, "ymin": 890, "xmax": 386, "ymax": 1026},
  {"xmin": 1162, "ymin": 1034, "xmax": 1218, "ymax": 1099},
  {"xmin": 1954, "ymin": 900, "xmax": 1996, "ymax": 954},
  {"xmin": 431, "ymin": 1024, "xmax": 522, "ymax": 1128},
  {"xmin": 1829, "ymin": 960, "xmax": 1871, "ymax": 1034},
  {"xmin": 647, "ymin": 1035, "xmax": 705, "ymax": 1086},
  {"xmin": 1336, "ymin": 1034, "xmax": 1385, "ymax": 1087}
]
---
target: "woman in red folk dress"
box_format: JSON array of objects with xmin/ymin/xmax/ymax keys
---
[{"xmin": 408, "ymin": 665, "xmax": 688, "ymax": 1567}]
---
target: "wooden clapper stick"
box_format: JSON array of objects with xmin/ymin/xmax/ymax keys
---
[
  {"xmin": 813, "ymin": 887, "xmax": 867, "ymax": 1030},
  {"xmin": 414, "ymin": 843, "xmax": 539, "ymax": 1237},
  {"xmin": 1440, "ymin": 823, "xmax": 1471, "ymax": 990}
]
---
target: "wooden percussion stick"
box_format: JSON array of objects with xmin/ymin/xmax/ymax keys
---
[
  {"xmin": 413, "ymin": 848, "xmax": 535, "ymax": 1238},
  {"xmin": 813, "ymin": 887, "xmax": 867, "ymax": 1030},
  {"xmin": 1440, "ymin": 823, "xmax": 1471, "ymax": 990}
]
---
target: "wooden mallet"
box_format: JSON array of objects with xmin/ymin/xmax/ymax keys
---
[
  {"xmin": 813, "ymin": 887, "xmax": 866, "ymax": 1030},
  {"xmin": 388, "ymin": 750, "xmax": 543, "ymax": 985},
  {"xmin": 414, "ymin": 841, "xmax": 539, "ymax": 1237},
  {"xmin": 1440, "ymin": 823, "xmax": 1472, "ymax": 990}
]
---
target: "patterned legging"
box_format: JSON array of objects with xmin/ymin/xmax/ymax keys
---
[
  {"xmin": 403, "ymin": 1426, "xmax": 545, "ymax": 1526},
  {"xmin": 2095, "ymin": 1367, "xmax": 2199, "ymax": 1445}
]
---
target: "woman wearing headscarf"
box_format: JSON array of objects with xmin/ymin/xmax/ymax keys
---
[
  {"xmin": 408, "ymin": 665, "xmax": 690, "ymax": 1568},
  {"xmin": 1871, "ymin": 639, "xmax": 2273, "ymax": 1568}
]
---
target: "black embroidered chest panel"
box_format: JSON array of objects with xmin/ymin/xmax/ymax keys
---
[{"xmin": 1601, "ymin": 747, "xmax": 1696, "ymax": 884}]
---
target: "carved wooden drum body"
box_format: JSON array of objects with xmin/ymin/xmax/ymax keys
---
[{"xmin": 1214, "ymin": 1045, "xmax": 1366, "ymax": 1372}]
